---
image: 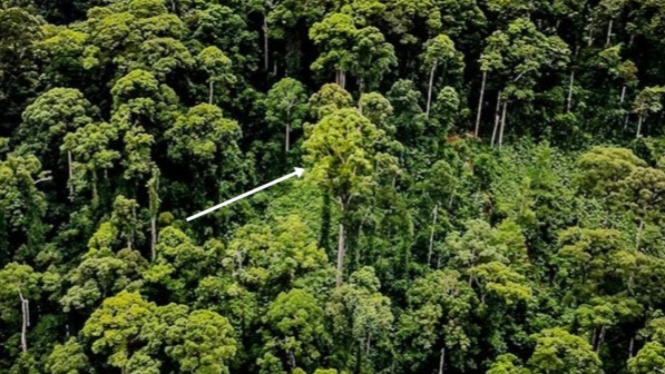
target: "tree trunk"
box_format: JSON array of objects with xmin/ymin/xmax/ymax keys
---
[
  {"xmin": 208, "ymin": 80, "xmax": 214, "ymax": 105},
  {"xmin": 19, "ymin": 290, "xmax": 28, "ymax": 353},
  {"xmin": 359, "ymin": 78, "xmax": 366, "ymax": 95},
  {"xmin": 426, "ymin": 61, "xmax": 438, "ymax": 116},
  {"xmin": 336, "ymin": 223, "xmax": 346, "ymax": 288},
  {"xmin": 620, "ymin": 85, "xmax": 626, "ymax": 104},
  {"xmin": 606, "ymin": 20, "xmax": 613, "ymax": 46},
  {"xmin": 566, "ymin": 71, "xmax": 575, "ymax": 112},
  {"xmin": 629, "ymin": 336, "xmax": 635, "ymax": 358},
  {"xmin": 285, "ymin": 122, "xmax": 290, "ymax": 152},
  {"xmin": 288, "ymin": 350, "xmax": 297, "ymax": 370},
  {"xmin": 263, "ymin": 13, "xmax": 269, "ymax": 71},
  {"xmin": 491, "ymin": 92, "xmax": 501, "ymax": 147},
  {"xmin": 366, "ymin": 332, "xmax": 372, "ymax": 355},
  {"xmin": 151, "ymin": 214, "xmax": 157, "ymax": 261},
  {"xmin": 474, "ymin": 71, "xmax": 487, "ymax": 136},
  {"xmin": 596, "ymin": 326, "xmax": 606, "ymax": 352},
  {"xmin": 427, "ymin": 203, "xmax": 439, "ymax": 266},
  {"xmin": 92, "ymin": 172, "xmax": 99, "ymax": 207},
  {"xmin": 636, "ymin": 114, "xmax": 644, "ymax": 138},
  {"xmin": 636, "ymin": 219, "xmax": 644, "ymax": 251},
  {"xmin": 498, "ymin": 100, "xmax": 508, "ymax": 148},
  {"xmin": 438, "ymin": 347, "xmax": 445, "ymax": 374},
  {"xmin": 67, "ymin": 150, "xmax": 74, "ymax": 199}
]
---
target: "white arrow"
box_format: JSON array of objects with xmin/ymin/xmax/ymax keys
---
[{"xmin": 186, "ymin": 167, "xmax": 305, "ymax": 222}]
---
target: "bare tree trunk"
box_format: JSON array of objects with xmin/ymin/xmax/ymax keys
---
[
  {"xmin": 366, "ymin": 332, "xmax": 372, "ymax": 355},
  {"xmin": 620, "ymin": 85, "xmax": 626, "ymax": 104},
  {"xmin": 491, "ymin": 92, "xmax": 501, "ymax": 146},
  {"xmin": 208, "ymin": 80, "xmax": 214, "ymax": 105},
  {"xmin": 606, "ymin": 20, "xmax": 613, "ymax": 46},
  {"xmin": 151, "ymin": 214, "xmax": 157, "ymax": 261},
  {"xmin": 426, "ymin": 62, "xmax": 438, "ymax": 116},
  {"xmin": 359, "ymin": 78, "xmax": 366, "ymax": 95},
  {"xmin": 566, "ymin": 71, "xmax": 575, "ymax": 112},
  {"xmin": 428, "ymin": 203, "xmax": 439, "ymax": 266},
  {"xmin": 636, "ymin": 219, "xmax": 644, "ymax": 251},
  {"xmin": 67, "ymin": 150, "xmax": 74, "ymax": 199},
  {"xmin": 263, "ymin": 13, "xmax": 269, "ymax": 71},
  {"xmin": 475, "ymin": 71, "xmax": 487, "ymax": 136},
  {"xmin": 629, "ymin": 336, "xmax": 635, "ymax": 358},
  {"xmin": 336, "ymin": 223, "xmax": 346, "ymax": 288},
  {"xmin": 498, "ymin": 100, "xmax": 508, "ymax": 148},
  {"xmin": 288, "ymin": 350, "xmax": 297, "ymax": 370},
  {"xmin": 19, "ymin": 290, "xmax": 28, "ymax": 353},
  {"xmin": 92, "ymin": 173, "xmax": 98, "ymax": 207},
  {"xmin": 636, "ymin": 115, "xmax": 644, "ymax": 138},
  {"xmin": 285, "ymin": 123, "xmax": 290, "ymax": 152},
  {"xmin": 596, "ymin": 326, "xmax": 606, "ymax": 352},
  {"xmin": 438, "ymin": 347, "xmax": 445, "ymax": 374}
]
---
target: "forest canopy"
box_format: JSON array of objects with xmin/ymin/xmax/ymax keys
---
[{"xmin": 3, "ymin": 0, "xmax": 665, "ymax": 373}]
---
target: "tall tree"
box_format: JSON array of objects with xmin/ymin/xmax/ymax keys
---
[
  {"xmin": 420, "ymin": 34, "xmax": 464, "ymax": 116},
  {"xmin": 303, "ymin": 108, "xmax": 398, "ymax": 287},
  {"xmin": 264, "ymin": 78, "xmax": 308, "ymax": 152}
]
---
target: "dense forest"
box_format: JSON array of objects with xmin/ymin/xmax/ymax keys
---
[{"xmin": 6, "ymin": 0, "xmax": 665, "ymax": 373}]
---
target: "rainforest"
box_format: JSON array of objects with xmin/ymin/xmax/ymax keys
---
[{"xmin": 2, "ymin": 0, "xmax": 665, "ymax": 373}]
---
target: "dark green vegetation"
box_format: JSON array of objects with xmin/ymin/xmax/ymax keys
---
[{"xmin": 5, "ymin": 0, "xmax": 665, "ymax": 373}]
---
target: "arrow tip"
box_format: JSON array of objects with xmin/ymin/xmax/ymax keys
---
[{"xmin": 294, "ymin": 167, "xmax": 305, "ymax": 177}]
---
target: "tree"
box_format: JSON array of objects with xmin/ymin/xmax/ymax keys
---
[
  {"xmin": 61, "ymin": 121, "xmax": 121, "ymax": 205},
  {"xmin": 166, "ymin": 103, "xmax": 244, "ymax": 214},
  {"xmin": 135, "ymin": 37, "xmax": 194, "ymax": 82},
  {"xmin": 358, "ymin": 92, "xmax": 394, "ymax": 132},
  {"xmin": 617, "ymin": 167, "xmax": 665, "ymax": 251},
  {"xmin": 398, "ymin": 269, "xmax": 476, "ymax": 373},
  {"xmin": 264, "ymin": 78, "xmax": 308, "ymax": 152},
  {"xmin": 303, "ymin": 108, "xmax": 398, "ymax": 287},
  {"xmin": 421, "ymin": 34, "xmax": 464, "ymax": 116},
  {"xmin": 349, "ymin": 26, "xmax": 396, "ymax": 93},
  {"xmin": 327, "ymin": 267, "xmax": 394, "ymax": 372},
  {"xmin": 197, "ymin": 46, "xmax": 236, "ymax": 105},
  {"xmin": 487, "ymin": 354, "xmax": 529, "ymax": 374},
  {"xmin": 45, "ymin": 338, "xmax": 90, "ymax": 374},
  {"xmin": 82, "ymin": 290, "xmax": 158, "ymax": 374},
  {"xmin": 18, "ymin": 88, "xmax": 95, "ymax": 198},
  {"xmin": 308, "ymin": 83, "xmax": 353, "ymax": 120},
  {"xmin": 144, "ymin": 226, "xmax": 220, "ymax": 303},
  {"xmin": 111, "ymin": 195, "xmax": 139, "ymax": 250},
  {"xmin": 633, "ymin": 86, "xmax": 665, "ymax": 138},
  {"xmin": 0, "ymin": 7, "xmax": 41, "ymax": 123},
  {"xmin": 163, "ymin": 309, "xmax": 237, "ymax": 374},
  {"xmin": 0, "ymin": 263, "xmax": 40, "ymax": 353},
  {"xmin": 261, "ymin": 289, "xmax": 327, "ymax": 373},
  {"xmin": 576, "ymin": 147, "xmax": 646, "ymax": 197},
  {"xmin": 0, "ymin": 155, "xmax": 48, "ymax": 261},
  {"xmin": 309, "ymin": 13, "xmax": 356, "ymax": 87},
  {"xmin": 528, "ymin": 328, "xmax": 602, "ymax": 374},
  {"xmin": 482, "ymin": 18, "xmax": 570, "ymax": 147}
]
